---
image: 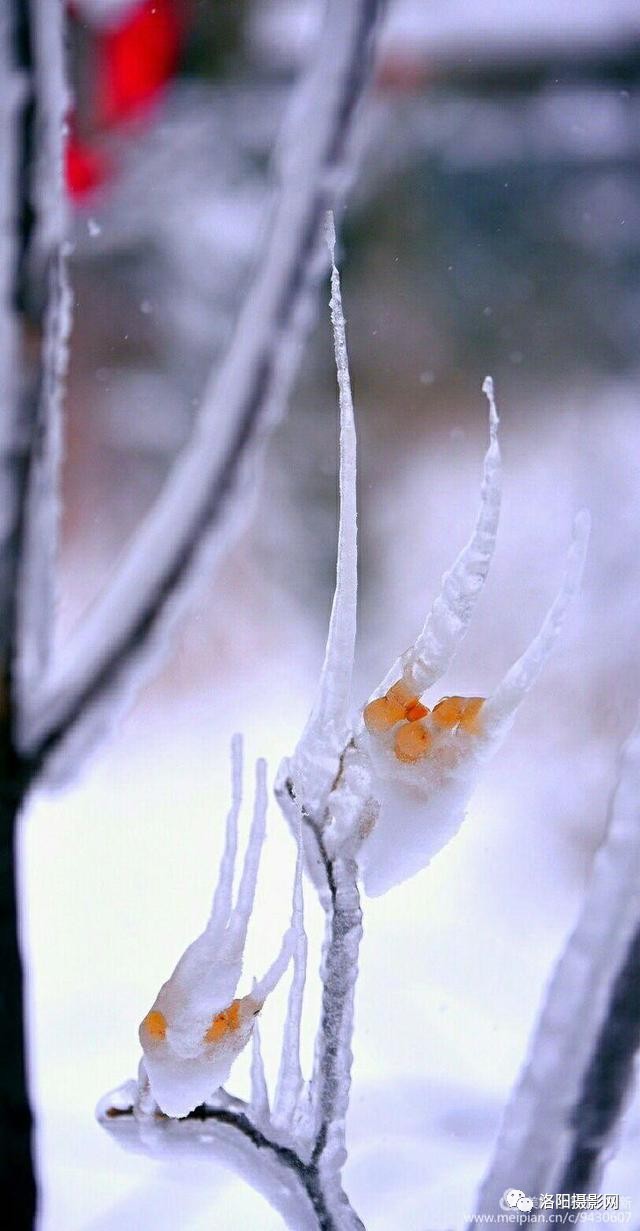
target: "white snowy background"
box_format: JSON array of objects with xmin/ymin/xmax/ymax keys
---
[{"xmin": 20, "ymin": 0, "xmax": 640, "ymax": 1227}]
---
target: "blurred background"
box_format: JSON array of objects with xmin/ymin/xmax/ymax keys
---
[{"xmin": 21, "ymin": 1, "xmax": 640, "ymax": 1228}]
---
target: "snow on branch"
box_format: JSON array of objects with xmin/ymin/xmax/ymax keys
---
[
  {"xmin": 0, "ymin": 9, "xmax": 27, "ymax": 661},
  {"xmin": 17, "ymin": 0, "xmax": 383, "ymax": 778},
  {"xmin": 472, "ymin": 709, "xmax": 640, "ymax": 1217},
  {"xmin": 98, "ymin": 220, "xmax": 593, "ymax": 1231},
  {"xmin": 376, "ymin": 375, "xmax": 502, "ymax": 701},
  {"xmin": 352, "ymin": 412, "xmax": 589, "ymax": 896},
  {"xmin": 282, "ymin": 211, "xmax": 359, "ymax": 818},
  {"xmin": 137, "ymin": 742, "xmax": 297, "ymax": 1120}
]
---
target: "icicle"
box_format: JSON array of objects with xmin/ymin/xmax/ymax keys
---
[
  {"xmin": 226, "ymin": 758, "xmax": 268, "ymax": 952},
  {"xmin": 375, "ymin": 377, "xmax": 501, "ymax": 702},
  {"xmin": 356, "ymin": 500, "xmax": 589, "ymax": 897},
  {"xmin": 473, "ymin": 707, "xmax": 640, "ymax": 1217},
  {"xmin": 284, "ymin": 211, "xmax": 358, "ymax": 812},
  {"xmin": 312, "ymin": 211, "xmax": 358, "ymax": 734},
  {"xmin": 138, "ymin": 754, "xmax": 274, "ymax": 1117},
  {"xmin": 482, "ymin": 509, "xmax": 590, "ymax": 734},
  {"xmin": 249, "ymin": 1012, "xmax": 270, "ymax": 1120},
  {"xmin": 273, "ymin": 822, "xmax": 308, "ymax": 1128},
  {"xmin": 209, "ymin": 734, "xmax": 242, "ymax": 935}
]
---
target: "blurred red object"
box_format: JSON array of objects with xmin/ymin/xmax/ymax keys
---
[
  {"xmin": 66, "ymin": 0, "xmax": 183, "ymax": 200},
  {"xmin": 65, "ymin": 127, "xmax": 110, "ymax": 199},
  {"xmin": 97, "ymin": 0, "xmax": 181, "ymax": 125}
]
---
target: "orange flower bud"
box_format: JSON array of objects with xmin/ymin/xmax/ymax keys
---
[{"xmin": 394, "ymin": 719, "xmax": 433, "ymax": 763}]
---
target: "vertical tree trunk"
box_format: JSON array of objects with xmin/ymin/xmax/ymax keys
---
[
  {"xmin": 0, "ymin": 730, "xmax": 33, "ymax": 1228},
  {"xmin": 0, "ymin": 0, "xmax": 60, "ymax": 1220}
]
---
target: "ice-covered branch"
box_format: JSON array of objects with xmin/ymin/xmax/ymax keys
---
[
  {"xmin": 285, "ymin": 212, "xmax": 359, "ymax": 814},
  {"xmin": 98, "ymin": 1086, "xmax": 359, "ymax": 1231},
  {"xmin": 0, "ymin": 4, "xmax": 68, "ymax": 1224},
  {"xmin": 19, "ymin": 0, "xmax": 383, "ymax": 774},
  {"xmin": 374, "ymin": 376, "xmax": 501, "ymax": 702},
  {"xmin": 472, "ymin": 710, "xmax": 640, "ymax": 1218},
  {"xmin": 481, "ymin": 509, "xmax": 591, "ymax": 735},
  {"xmin": 308, "ymin": 827, "xmax": 363, "ymax": 1205},
  {"xmin": 14, "ymin": 0, "xmax": 70, "ymax": 686},
  {"xmin": 101, "ymin": 742, "xmax": 364, "ymax": 1230},
  {"xmin": 274, "ymin": 834, "xmax": 309, "ymax": 1132},
  {"xmin": 250, "ymin": 1012, "xmax": 270, "ymax": 1121}
]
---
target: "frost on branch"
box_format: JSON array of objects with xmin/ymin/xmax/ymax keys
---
[
  {"xmin": 138, "ymin": 738, "xmax": 296, "ymax": 1118},
  {"xmin": 473, "ymin": 707, "xmax": 640, "ymax": 1216},
  {"xmin": 356, "ymin": 504, "xmax": 590, "ymax": 895},
  {"xmin": 277, "ymin": 229, "xmax": 589, "ymax": 900},
  {"xmin": 278, "ymin": 212, "xmax": 358, "ymax": 824}
]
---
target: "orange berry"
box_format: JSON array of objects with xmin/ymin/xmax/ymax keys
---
[
  {"xmin": 142, "ymin": 1009, "xmax": 167, "ymax": 1041},
  {"xmin": 432, "ymin": 695, "xmax": 484, "ymax": 733},
  {"xmin": 363, "ymin": 696, "xmax": 400, "ymax": 733},
  {"xmin": 203, "ymin": 998, "xmax": 241, "ymax": 1045},
  {"xmin": 394, "ymin": 720, "xmax": 433, "ymax": 763},
  {"xmin": 364, "ymin": 680, "xmax": 427, "ymax": 732},
  {"xmin": 458, "ymin": 697, "xmax": 484, "ymax": 733},
  {"xmin": 432, "ymin": 696, "xmax": 466, "ymax": 729}
]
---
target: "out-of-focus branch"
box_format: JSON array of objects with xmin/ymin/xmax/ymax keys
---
[
  {"xmin": 472, "ymin": 711, "xmax": 640, "ymax": 1220},
  {"xmin": 99, "ymin": 1090, "xmax": 359, "ymax": 1231},
  {"xmin": 558, "ymin": 917, "xmax": 640, "ymax": 1193},
  {"xmin": 0, "ymin": 1, "xmax": 67, "ymax": 1225},
  {"xmin": 18, "ymin": 0, "xmax": 384, "ymax": 774},
  {"xmin": 15, "ymin": 0, "xmax": 70, "ymax": 682}
]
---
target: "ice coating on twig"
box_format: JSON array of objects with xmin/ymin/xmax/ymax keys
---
[
  {"xmin": 250, "ymin": 1012, "xmax": 270, "ymax": 1119},
  {"xmin": 482, "ymin": 509, "xmax": 590, "ymax": 733},
  {"xmin": 273, "ymin": 829, "xmax": 307, "ymax": 1129},
  {"xmin": 357, "ymin": 475, "xmax": 589, "ymax": 896},
  {"xmin": 473, "ymin": 707, "xmax": 640, "ymax": 1217},
  {"xmin": 276, "ymin": 210, "xmax": 358, "ymax": 829},
  {"xmin": 15, "ymin": 0, "xmax": 70, "ymax": 690},
  {"xmin": 375, "ymin": 377, "xmax": 501, "ymax": 702},
  {"xmin": 139, "ymin": 749, "xmax": 294, "ymax": 1118},
  {"xmin": 285, "ymin": 213, "xmax": 358, "ymax": 811},
  {"xmin": 226, "ymin": 758, "xmax": 268, "ymax": 952},
  {"xmin": 209, "ymin": 732, "xmax": 242, "ymax": 935}
]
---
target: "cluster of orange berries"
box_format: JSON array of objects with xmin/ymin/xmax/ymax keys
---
[{"xmin": 363, "ymin": 681, "xmax": 484, "ymax": 764}]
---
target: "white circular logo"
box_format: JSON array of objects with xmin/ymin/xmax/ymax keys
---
[{"xmin": 500, "ymin": 1189, "xmax": 535, "ymax": 1213}]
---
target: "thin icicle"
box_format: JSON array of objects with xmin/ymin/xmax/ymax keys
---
[
  {"xmin": 286, "ymin": 213, "xmax": 358, "ymax": 810},
  {"xmin": 227, "ymin": 758, "xmax": 268, "ymax": 951},
  {"xmin": 138, "ymin": 754, "xmax": 295, "ymax": 1119},
  {"xmin": 482, "ymin": 509, "xmax": 590, "ymax": 733},
  {"xmin": 473, "ymin": 708, "xmax": 640, "ymax": 1218},
  {"xmin": 249, "ymin": 1012, "xmax": 270, "ymax": 1120},
  {"xmin": 310, "ymin": 212, "xmax": 358, "ymax": 735},
  {"xmin": 376, "ymin": 378, "xmax": 501, "ymax": 701},
  {"xmin": 273, "ymin": 828, "xmax": 308, "ymax": 1128},
  {"xmin": 209, "ymin": 734, "xmax": 243, "ymax": 934},
  {"xmin": 252, "ymin": 928, "xmax": 296, "ymax": 1003}
]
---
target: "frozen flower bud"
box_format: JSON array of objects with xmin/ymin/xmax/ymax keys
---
[{"xmin": 138, "ymin": 742, "xmax": 296, "ymax": 1117}]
